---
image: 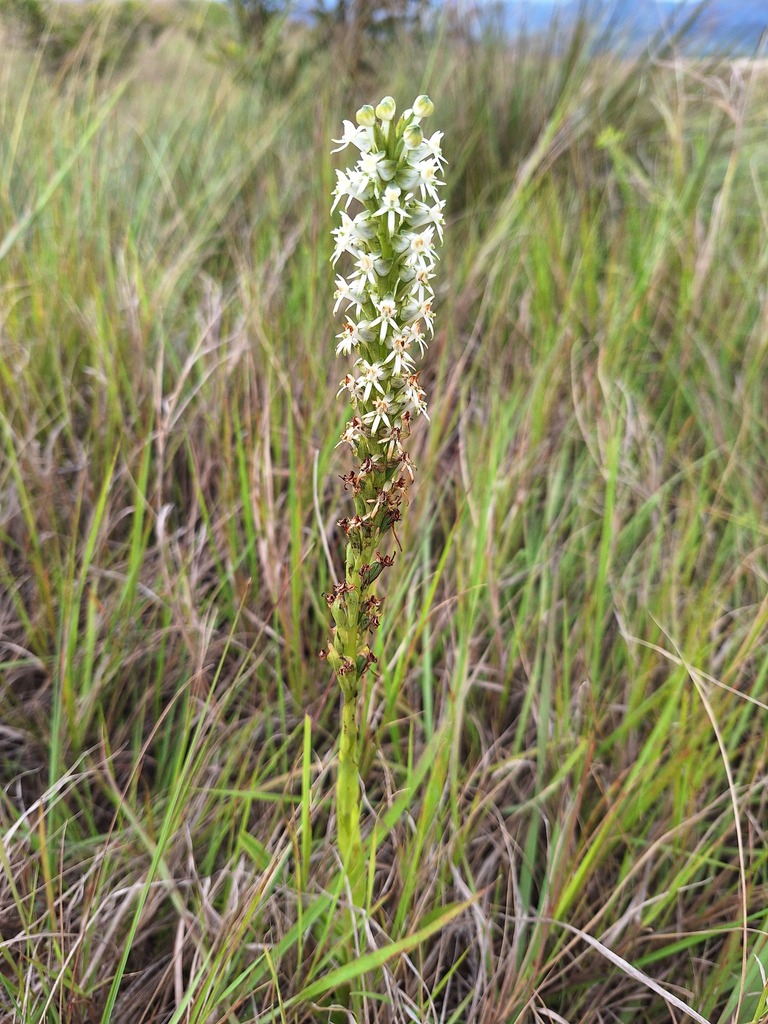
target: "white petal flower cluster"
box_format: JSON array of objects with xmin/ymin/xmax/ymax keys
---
[
  {"xmin": 331, "ymin": 95, "xmax": 445, "ymax": 455},
  {"xmin": 322, "ymin": 96, "xmax": 446, "ymax": 701}
]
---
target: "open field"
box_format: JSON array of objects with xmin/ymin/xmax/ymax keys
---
[{"xmin": 1, "ymin": 6, "xmax": 768, "ymax": 1022}]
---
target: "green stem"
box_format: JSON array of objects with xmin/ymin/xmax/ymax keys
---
[
  {"xmin": 334, "ymin": 542, "xmax": 371, "ymax": 906},
  {"xmin": 336, "ymin": 690, "xmax": 365, "ymax": 904}
]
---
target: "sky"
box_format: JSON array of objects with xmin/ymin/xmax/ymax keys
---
[{"xmin": 528, "ymin": 0, "xmax": 700, "ymax": 3}]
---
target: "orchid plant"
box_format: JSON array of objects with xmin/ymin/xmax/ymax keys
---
[{"xmin": 322, "ymin": 95, "xmax": 445, "ymax": 899}]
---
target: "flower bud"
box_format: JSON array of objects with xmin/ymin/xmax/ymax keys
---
[
  {"xmin": 375, "ymin": 96, "xmax": 397, "ymax": 122},
  {"xmin": 395, "ymin": 111, "xmax": 412, "ymax": 136},
  {"xmin": 413, "ymin": 95, "xmax": 434, "ymax": 118},
  {"xmin": 402, "ymin": 124, "xmax": 423, "ymax": 149},
  {"xmin": 356, "ymin": 104, "xmax": 376, "ymax": 127}
]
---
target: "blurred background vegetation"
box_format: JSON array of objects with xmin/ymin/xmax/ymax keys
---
[{"xmin": 1, "ymin": 1, "xmax": 768, "ymax": 1022}]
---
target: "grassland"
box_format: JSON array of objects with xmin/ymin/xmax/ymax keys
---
[{"xmin": 1, "ymin": 5, "xmax": 768, "ymax": 1022}]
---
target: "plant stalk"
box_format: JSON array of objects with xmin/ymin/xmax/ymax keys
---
[{"xmin": 336, "ymin": 690, "xmax": 364, "ymax": 903}]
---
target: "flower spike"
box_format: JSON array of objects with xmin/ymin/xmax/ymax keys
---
[{"xmin": 324, "ymin": 95, "xmax": 445, "ymax": 903}]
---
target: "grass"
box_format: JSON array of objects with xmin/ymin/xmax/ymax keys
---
[{"xmin": 1, "ymin": 4, "xmax": 768, "ymax": 1022}]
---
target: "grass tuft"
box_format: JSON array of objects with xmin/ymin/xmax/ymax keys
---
[{"xmin": 1, "ymin": 5, "xmax": 768, "ymax": 1022}]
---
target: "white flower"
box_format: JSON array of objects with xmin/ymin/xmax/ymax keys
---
[
  {"xmin": 416, "ymin": 299, "xmax": 435, "ymax": 336},
  {"xmin": 333, "ymin": 275, "xmax": 367, "ymax": 316},
  {"xmin": 331, "ymin": 168, "xmax": 373, "ymax": 212},
  {"xmin": 373, "ymin": 186, "xmax": 409, "ymax": 235},
  {"xmin": 378, "ymin": 427, "xmax": 405, "ymax": 462},
  {"xmin": 359, "ymin": 150, "xmax": 384, "ymax": 181},
  {"xmin": 330, "ymin": 168, "xmax": 355, "ymax": 212},
  {"xmin": 351, "ymin": 168, "xmax": 376, "ymax": 204},
  {"xmin": 400, "ymin": 298, "xmax": 435, "ymax": 336},
  {"xmin": 404, "ymin": 323, "xmax": 428, "ymax": 356},
  {"xmin": 383, "ymin": 333, "xmax": 415, "ymax": 377},
  {"xmin": 407, "ymin": 266, "xmax": 434, "ymax": 305},
  {"xmin": 336, "ymin": 416, "xmax": 365, "ymax": 449},
  {"xmin": 331, "ymin": 120, "xmax": 373, "ymax": 153},
  {"xmin": 356, "ymin": 360, "xmax": 386, "ymax": 401},
  {"xmin": 416, "ymin": 131, "xmax": 446, "ymax": 168},
  {"xmin": 335, "ymin": 331, "xmax": 356, "ymax": 358},
  {"xmin": 336, "ymin": 373, "xmax": 362, "ymax": 400},
  {"xmin": 406, "ymin": 227, "xmax": 438, "ymax": 269},
  {"xmin": 335, "ymin": 318, "xmax": 372, "ymax": 356},
  {"xmin": 409, "ymin": 199, "xmax": 446, "ymax": 241},
  {"xmin": 363, "ymin": 394, "xmax": 394, "ymax": 433},
  {"xmin": 415, "ymin": 160, "xmax": 443, "ymax": 202},
  {"xmin": 331, "ymin": 212, "xmax": 363, "ymax": 264},
  {"xmin": 331, "ymin": 211, "xmax": 373, "ymax": 251},
  {"xmin": 402, "ymin": 373, "xmax": 429, "ymax": 420},
  {"xmin": 370, "ymin": 294, "xmax": 400, "ymax": 342},
  {"xmin": 351, "ymin": 250, "xmax": 388, "ymax": 288}
]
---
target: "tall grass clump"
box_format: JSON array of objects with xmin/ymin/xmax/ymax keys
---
[{"xmin": 1, "ymin": 5, "xmax": 768, "ymax": 1022}]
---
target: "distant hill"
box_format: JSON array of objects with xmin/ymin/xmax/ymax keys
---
[{"xmin": 470, "ymin": 1, "xmax": 768, "ymax": 52}]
